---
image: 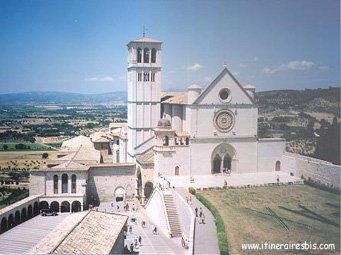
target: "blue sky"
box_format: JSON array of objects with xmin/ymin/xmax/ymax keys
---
[{"xmin": 0, "ymin": 0, "xmax": 339, "ymax": 94}]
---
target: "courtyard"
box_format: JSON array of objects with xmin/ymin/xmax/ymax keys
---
[{"xmin": 200, "ymin": 185, "xmax": 340, "ymax": 254}]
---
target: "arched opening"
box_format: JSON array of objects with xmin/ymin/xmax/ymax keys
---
[
  {"xmin": 21, "ymin": 207, "xmax": 27, "ymax": 222},
  {"xmin": 275, "ymin": 161, "xmax": 281, "ymax": 171},
  {"xmin": 53, "ymin": 175, "xmax": 58, "ymax": 194},
  {"xmin": 185, "ymin": 137, "xmax": 189, "ymax": 145},
  {"xmin": 71, "ymin": 201, "xmax": 82, "ymax": 212},
  {"xmin": 143, "ymin": 48, "xmax": 150, "ymax": 63},
  {"xmin": 211, "ymin": 143, "xmax": 237, "ymax": 174},
  {"xmin": 212, "ymin": 154, "xmax": 221, "ymax": 174},
  {"xmin": 14, "ymin": 211, "xmax": 20, "ymax": 225},
  {"xmin": 62, "ymin": 174, "xmax": 68, "ymax": 193},
  {"xmin": 39, "ymin": 201, "xmax": 49, "ymax": 211},
  {"xmin": 8, "ymin": 214, "xmax": 14, "ymax": 229},
  {"xmin": 114, "ymin": 187, "xmax": 125, "ymax": 202},
  {"xmin": 137, "ymin": 48, "xmax": 142, "ymax": 63},
  {"xmin": 33, "ymin": 202, "xmax": 39, "ymax": 215},
  {"xmin": 28, "ymin": 204, "xmax": 33, "ymax": 218},
  {"xmin": 175, "ymin": 166, "xmax": 180, "ymax": 176},
  {"xmin": 144, "ymin": 182, "xmax": 153, "ymax": 199},
  {"xmin": 151, "ymin": 48, "xmax": 156, "ymax": 63},
  {"xmin": 50, "ymin": 201, "xmax": 60, "ymax": 212},
  {"xmin": 136, "ymin": 167, "xmax": 142, "ymax": 200},
  {"xmin": 61, "ymin": 201, "xmax": 70, "ymax": 213},
  {"xmin": 163, "ymin": 136, "xmax": 169, "ymax": 146},
  {"xmin": 1, "ymin": 217, "xmax": 7, "ymax": 233},
  {"xmin": 71, "ymin": 174, "xmax": 76, "ymax": 193}
]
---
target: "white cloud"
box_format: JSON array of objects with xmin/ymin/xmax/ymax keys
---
[
  {"xmin": 85, "ymin": 76, "xmax": 114, "ymax": 82},
  {"xmin": 186, "ymin": 63, "xmax": 204, "ymax": 71},
  {"xmin": 319, "ymin": 65, "xmax": 330, "ymax": 70},
  {"xmin": 263, "ymin": 60, "xmax": 315, "ymax": 74}
]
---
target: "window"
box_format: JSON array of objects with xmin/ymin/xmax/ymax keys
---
[
  {"xmin": 175, "ymin": 166, "xmax": 180, "ymax": 176},
  {"xmin": 186, "ymin": 137, "xmax": 189, "ymax": 145},
  {"xmin": 137, "ymin": 48, "xmax": 142, "ymax": 63},
  {"xmin": 144, "ymin": 48, "xmax": 150, "ymax": 63},
  {"xmin": 144, "ymin": 72, "xmax": 149, "ymax": 82},
  {"xmin": 71, "ymin": 175, "xmax": 76, "ymax": 193},
  {"xmin": 151, "ymin": 48, "xmax": 156, "ymax": 63},
  {"xmin": 163, "ymin": 136, "xmax": 169, "ymax": 146},
  {"xmin": 151, "ymin": 72, "xmax": 155, "ymax": 82},
  {"xmin": 219, "ymin": 88, "xmax": 232, "ymax": 102},
  {"xmin": 53, "ymin": 175, "xmax": 58, "ymax": 194},
  {"xmin": 138, "ymin": 72, "xmax": 142, "ymax": 81},
  {"xmin": 62, "ymin": 174, "xmax": 68, "ymax": 193}
]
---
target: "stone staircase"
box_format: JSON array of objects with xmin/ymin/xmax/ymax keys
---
[{"xmin": 163, "ymin": 193, "xmax": 182, "ymax": 237}]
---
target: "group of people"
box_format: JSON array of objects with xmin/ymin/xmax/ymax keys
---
[
  {"xmin": 129, "ymin": 235, "xmax": 142, "ymax": 252},
  {"xmin": 222, "ymin": 168, "xmax": 231, "ymax": 176},
  {"xmin": 186, "ymin": 196, "xmax": 193, "ymax": 205},
  {"xmin": 181, "ymin": 236, "xmax": 190, "ymax": 249},
  {"xmin": 195, "ymin": 207, "xmax": 205, "ymax": 224}
]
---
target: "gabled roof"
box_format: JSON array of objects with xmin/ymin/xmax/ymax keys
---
[
  {"xmin": 61, "ymin": 135, "xmax": 93, "ymax": 149},
  {"xmin": 193, "ymin": 67, "xmax": 255, "ymax": 104},
  {"xmin": 161, "ymin": 92, "xmax": 188, "ymax": 104}
]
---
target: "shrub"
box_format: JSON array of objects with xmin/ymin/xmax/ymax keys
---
[
  {"xmin": 196, "ymin": 193, "xmax": 229, "ymax": 255},
  {"xmin": 188, "ymin": 187, "xmax": 196, "ymax": 195}
]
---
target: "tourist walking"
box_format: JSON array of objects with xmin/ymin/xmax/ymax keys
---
[
  {"xmin": 195, "ymin": 207, "xmax": 198, "ymax": 217},
  {"xmin": 138, "ymin": 235, "xmax": 142, "ymax": 245}
]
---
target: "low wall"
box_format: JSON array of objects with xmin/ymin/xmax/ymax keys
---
[{"xmin": 282, "ymin": 152, "xmax": 341, "ymax": 189}]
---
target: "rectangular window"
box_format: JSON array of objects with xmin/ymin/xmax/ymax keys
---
[
  {"xmin": 151, "ymin": 72, "xmax": 155, "ymax": 82},
  {"xmin": 143, "ymin": 72, "xmax": 149, "ymax": 82},
  {"xmin": 137, "ymin": 72, "xmax": 142, "ymax": 81}
]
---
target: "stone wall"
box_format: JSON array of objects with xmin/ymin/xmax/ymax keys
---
[
  {"xmin": 282, "ymin": 152, "xmax": 341, "ymax": 189},
  {"xmin": 257, "ymin": 138, "xmax": 286, "ymax": 172},
  {"xmin": 29, "ymin": 171, "xmax": 46, "ymax": 196},
  {"xmin": 87, "ymin": 165, "xmax": 135, "ymax": 206}
]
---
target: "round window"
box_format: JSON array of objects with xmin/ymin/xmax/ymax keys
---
[{"xmin": 219, "ymin": 88, "xmax": 231, "ymax": 102}]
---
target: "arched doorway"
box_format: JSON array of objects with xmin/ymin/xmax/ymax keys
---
[
  {"xmin": 33, "ymin": 202, "xmax": 39, "ymax": 215},
  {"xmin": 39, "ymin": 201, "xmax": 49, "ymax": 211},
  {"xmin": 21, "ymin": 208, "xmax": 27, "ymax": 222},
  {"xmin": 28, "ymin": 204, "xmax": 33, "ymax": 218},
  {"xmin": 275, "ymin": 161, "xmax": 281, "ymax": 171},
  {"xmin": 50, "ymin": 201, "xmax": 60, "ymax": 212},
  {"xmin": 15, "ymin": 211, "xmax": 20, "ymax": 225},
  {"xmin": 8, "ymin": 214, "xmax": 14, "ymax": 228},
  {"xmin": 136, "ymin": 167, "xmax": 142, "ymax": 200},
  {"xmin": 211, "ymin": 143, "xmax": 237, "ymax": 174},
  {"xmin": 114, "ymin": 187, "xmax": 125, "ymax": 202},
  {"xmin": 61, "ymin": 201, "xmax": 70, "ymax": 213},
  {"xmin": 1, "ymin": 218, "xmax": 7, "ymax": 233},
  {"xmin": 175, "ymin": 166, "xmax": 180, "ymax": 176},
  {"xmin": 144, "ymin": 182, "xmax": 153, "ymax": 199},
  {"xmin": 71, "ymin": 201, "xmax": 82, "ymax": 212}
]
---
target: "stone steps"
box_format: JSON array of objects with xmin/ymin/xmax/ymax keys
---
[{"xmin": 163, "ymin": 194, "xmax": 182, "ymax": 237}]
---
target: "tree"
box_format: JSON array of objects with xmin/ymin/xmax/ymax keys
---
[
  {"xmin": 3, "ymin": 144, "xmax": 8, "ymax": 150},
  {"xmin": 42, "ymin": 153, "xmax": 48, "ymax": 159}
]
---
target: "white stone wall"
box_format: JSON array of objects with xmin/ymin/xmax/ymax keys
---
[
  {"xmin": 187, "ymin": 106, "xmax": 257, "ymax": 138},
  {"xmin": 87, "ymin": 166, "xmax": 135, "ymax": 205},
  {"xmin": 190, "ymin": 138, "xmax": 258, "ymax": 175},
  {"xmin": 257, "ymin": 139, "xmax": 286, "ymax": 172},
  {"xmin": 144, "ymin": 188, "xmax": 169, "ymax": 236},
  {"xmin": 155, "ymin": 146, "xmax": 190, "ymax": 177},
  {"xmin": 29, "ymin": 171, "xmax": 46, "ymax": 196},
  {"xmin": 282, "ymin": 153, "xmax": 341, "ymax": 189}
]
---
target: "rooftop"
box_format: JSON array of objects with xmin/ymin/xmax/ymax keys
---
[{"xmin": 161, "ymin": 92, "xmax": 188, "ymax": 104}]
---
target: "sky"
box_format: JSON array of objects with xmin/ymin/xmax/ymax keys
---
[{"xmin": 0, "ymin": 0, "xmax": 339, "ymax": 94}]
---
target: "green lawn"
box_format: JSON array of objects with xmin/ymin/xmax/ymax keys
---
[{"xmin": 200, "ymin": 185, "xmax": 340, "ymax": 255}]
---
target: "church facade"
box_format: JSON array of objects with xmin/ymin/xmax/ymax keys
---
[{"xmin": 30, "ymin": 36, "xmax": 286, "ymax": 209}]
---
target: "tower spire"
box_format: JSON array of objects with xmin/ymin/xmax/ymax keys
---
[{"xmin": 143, "ymin": 25, "xmax": 146, "ymax": 37}]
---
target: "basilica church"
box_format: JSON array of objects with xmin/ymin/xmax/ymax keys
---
[{"xmin": 30, "ymin": 36, "xmax": 285, "ymax": 211}]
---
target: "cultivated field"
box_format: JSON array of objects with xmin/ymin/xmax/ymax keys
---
[{"xmin": 201, "ymin": 185, "xmax": 340, "ymax": 255}]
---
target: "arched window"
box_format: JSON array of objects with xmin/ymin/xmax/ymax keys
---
[
  {"xmin": 137, "ymin": 48, "xmax": 142, "ymax": 63},
  {"xmin": 275, "ymin": 161, "xmax": 281, "ymax": 171},
  {"xmin": 163, "ymin": 136, "xmax": 169, "ymax": 146},
  {"xmin": 53, "ymin": 175, "xmax": 58, "ymax": 194},
  {"xmin": 62, "ymin": 174, "xmax": 68, "ymax": 193},
  {"xmin": 186, "ymin": 137, "xmax": 189, "ymax": 145},
  {"xmin": 144, "ymin": 48, "xmax": 150, "ymax": 63},
  {"xmin": 175, "ymin": 166, "xmax": 180, "ymax": 176},
  {"xmin": 151, "ymin": 48, "xmax": 156, "ymax": 63},
  {"xmin": 71, "ymin": 174, "xmax": 76, "ymax": 193}
]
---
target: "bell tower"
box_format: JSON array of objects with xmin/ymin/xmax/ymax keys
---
[{"xmin": 127, "ymin": 37, "xmax": 162, "ymax": 161}]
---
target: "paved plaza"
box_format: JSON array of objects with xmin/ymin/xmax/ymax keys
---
[
  {"xmin": 0, "ymin": 213, "xmax": 70, "ymax": 254},
  {"xmin": 167, "ymin": 171, "xmax": 303, "ymax": 189},
  {"xmin": 98, "ymin": 201, "xmax": 187, "ymax": 255}
]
